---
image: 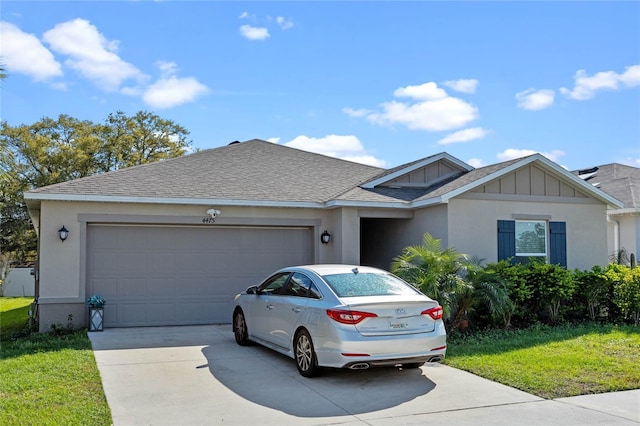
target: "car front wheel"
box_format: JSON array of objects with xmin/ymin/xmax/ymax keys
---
[
  {"xmin": 294, "ymin": 329, "xmax": 320, "ymax": 377},
  {"xmin": 233, "ymin": 309, "xmax": 250, "ymax": 346}
]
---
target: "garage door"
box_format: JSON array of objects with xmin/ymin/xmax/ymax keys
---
[{"xmin": 87, "ymin": 224, "xmax": 313, "ymax": 327}]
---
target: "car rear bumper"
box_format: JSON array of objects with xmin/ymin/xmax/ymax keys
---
[{"xmin": 313, "ymin": 321, "xmax": 447, "ymax": 369}]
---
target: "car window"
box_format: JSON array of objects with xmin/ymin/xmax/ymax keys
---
[
  {"xmin": 258, "ymin": 272, "xmax": 291, "ymax": 295},
  {"xmin": 322, "ymin": 272, "xmax": 422, "ymax": 297},
  {"xmin": 283, "ymin": 272, "xmax": 312, "ymax": 297},
  {"xmin": 309, "ymin": 282, "xmax": 322, "ymax": 300}
]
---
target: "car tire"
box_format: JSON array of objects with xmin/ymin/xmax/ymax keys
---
[
  {"xmin": 294, "ymin": 329, "xmax": 320, "ymax": 377},
  {"xmin": 403, "ymin": 362, "xmax": 425, "ymax": 369},
  {"xmin": 233, "ymin": 309, "xmax": 251, "ymax": 346}
]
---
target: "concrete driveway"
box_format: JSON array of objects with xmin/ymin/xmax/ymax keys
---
[{"xmin": 89, "ymin": 325, "xmax": 640, "ymax": 425}]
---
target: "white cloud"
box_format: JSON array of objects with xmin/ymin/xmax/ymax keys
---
[
  {"xmin": 438, "ymin": 127, "xmax": 489, "ymax": 145},
  {"xmin": 393, "ymin": 82, "xmax": 448, "ymax": 100},
  {"xmin": 156, "ymin": 61, "xmax": 178, "ymax": 78},
  {"xmin": 560, "ymin": 65, "xmax": 640, "ymax": 100},
  {"xmin": 42, "ymin": 18, "xmax": 145, "ymax": 92},
  {"xmin": 266, "ymin": 137, "xmax": 280, "ymax": 143},
  {"xmin": 239, "ymin": 11, "xmax": 250, "ymax": 19},
  {"xmin": 276, "ymin": 16, "xmax": 294, "ymax": 30},
  {"xmin": 342, "ymin": 107, "xmax": 371, "ymax": 117},
  {"xmin": 143, "ymin": 76, "xmax": 209, "ymax": 109},
  {"xmin": 239, "ymin": 24, "xmax": 270, "ymax": 40},
  {"xmin": 466, "ymin": 158, "xmax": 485, "ymax": 168},
  {"xmin": 516, "ymin": 88, "xmax": 555, "ymax": 110},
  {"xmin": 281, "ymin": 135, "xmax": 386, "ymax": 167},
  {"xmin": 351, "ymin": 81, "xmax": 479, "ymax": 132},
  {"xmin": 0, "ymin": 21, "xmax": 63, "ymax": 81},
  {"xmin": 443, "ymin": 79, "xmax": 478, "ymax": 94},
  {"xmin": 497, "ymin": 148, "xmax": 565, "ymax": 163}
]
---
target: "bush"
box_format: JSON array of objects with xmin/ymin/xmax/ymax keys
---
[{"xmin": 604, "ymin": 264, "xmax": 640, "ymax": 325}]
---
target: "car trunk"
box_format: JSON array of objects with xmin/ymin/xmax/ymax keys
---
[{"xmin": 342, "ymin": 296, "xmax": 440, "ymax": 336}]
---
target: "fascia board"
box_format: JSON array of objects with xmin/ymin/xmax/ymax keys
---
[
  {"xmin": 362, "ymin": 153, "xmax": 473, "ymax": 189},
  {"xmin": 23, "ymin": 193, "xmax": 326, "ymax": 209},
  {"xmin": 324, "ymin": 199, "xmax": 410, "ymax": 209}
]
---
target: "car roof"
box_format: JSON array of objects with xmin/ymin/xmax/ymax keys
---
[{"xmin": 285, "ymin": 264, "xmax": 390, "ymax": 276}]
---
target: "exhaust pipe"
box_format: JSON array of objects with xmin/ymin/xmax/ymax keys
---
[
  {"xmin": 349, "ymin": 363, "xmax": 370, "ymax": 370},
  {"xmin": 428, "ymin": 355, "xmax": 443, "ymax": 363}
]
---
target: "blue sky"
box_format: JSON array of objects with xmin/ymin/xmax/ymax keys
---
[{"xmin": 2, "ymin": 1, "xmax": 639, "ymax": 170}]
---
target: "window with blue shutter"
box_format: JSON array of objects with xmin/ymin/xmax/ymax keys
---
[
  {"xmin": 497, "ymin": 220, "xmax": 516, "ymax": 264},
  {"xmin": 497, "ymin": 219, "xmax": 567, "ymax": 267},
  {"xmin": 548, "ymin": 221, "xmax": 567, "ymax": 267}
]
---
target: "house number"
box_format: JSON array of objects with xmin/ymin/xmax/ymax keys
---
[{"xmin": 202, "ymin": 217, "xmax": 216, "ymax": 224}]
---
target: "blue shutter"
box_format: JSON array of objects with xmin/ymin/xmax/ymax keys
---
[
  {"xmin": 549, "ymin": 221, "xmax": 567, "ymax": 267},
  {"xmin": 497, "ymin": 220, "xmax": 516, "ymax": 264}
]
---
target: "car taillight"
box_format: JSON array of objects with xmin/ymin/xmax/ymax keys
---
[
  {"xmin": 422, "ymin": 305, "xmax": 443, "ymax": 320},
  {"xmin": 326, "ymin": 309, "xmax": 377, "ymax": 324}
]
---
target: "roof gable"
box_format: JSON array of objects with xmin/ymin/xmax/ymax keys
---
[{"xmin": 362, "ymin": 152, "xmax": 472, "ymax": 189}]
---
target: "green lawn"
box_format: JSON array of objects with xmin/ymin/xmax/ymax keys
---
[
  {"xmin": 445, "ymin": 323, "xmax": 640, "ymax": 399},
  {"xmin": 0, "ymin": 297, "xmax": 112, "ymax": 425}
]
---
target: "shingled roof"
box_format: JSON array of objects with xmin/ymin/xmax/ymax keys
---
[
  {"xmin": 575, "ymin": 163, "xmax": 640, "ymax": 209},
  {"xmin": 26, "ymin": 139, "xmax": 383, "ymax": 206},
  {"xmin": 25, "ymin": 139, "xmax": 623, "ymax": 210}
]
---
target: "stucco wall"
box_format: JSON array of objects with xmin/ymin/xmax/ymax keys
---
[
  {"xmin": 448, "ymin": 196, "xmax": 608, "ymax": 269},
  {"xmin": 35, "ymin": 200, "xmax": 342, "ymax": 331},
  {"xmin": 610, "ymin": 214, "xmax": 639, "ymax": 261}
]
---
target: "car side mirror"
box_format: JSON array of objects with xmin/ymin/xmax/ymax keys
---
[{"xmin": 246, "ymin": 285, "xmax": 258, "ymax": 295}]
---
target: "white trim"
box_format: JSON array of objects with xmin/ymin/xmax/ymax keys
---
[
  {"xmin": 607, "ymin": 208, "xmax": 640, "ymax": 216},
  {"xmin": 362, "ymin": 153, "xmax": 473, "ymax": 189}
]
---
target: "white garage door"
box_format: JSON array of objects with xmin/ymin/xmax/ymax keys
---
[{"xmin": 87, "ymin": 224, "xmax": 313, "ymax": 327}]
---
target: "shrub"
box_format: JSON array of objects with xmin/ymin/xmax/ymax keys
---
[
  {"xmin": 524, "ymin": 260, "xmax": 575, "ymax": 324},
  {"xmin": 604, "ymin": 264, "xmax": 640, "ymax": 325}
]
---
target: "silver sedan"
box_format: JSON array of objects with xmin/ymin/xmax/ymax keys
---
[{"xmin": 232, "ymin": 264, "xmax": 447, "ymax": 377}]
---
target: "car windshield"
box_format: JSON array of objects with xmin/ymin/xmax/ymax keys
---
[{"xmin": 322, "ymin": 272, "xmax": 421, "ymax": 297}]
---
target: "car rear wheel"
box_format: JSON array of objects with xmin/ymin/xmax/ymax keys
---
[
  {"xmin": 233, "ymin": 309, "xmax": 250, "ymax": 346},
  {"xmin": 295, "ymin": 329, "xmax": 320, "ymax": 377}
]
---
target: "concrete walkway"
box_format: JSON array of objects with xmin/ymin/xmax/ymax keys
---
[{"xmin": 89, "ymin": 325, "xmax": 640, "ymax": 425}]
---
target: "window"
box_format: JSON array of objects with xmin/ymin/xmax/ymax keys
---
[
  {"xmin": 322, "ymin": 273, "xmax": 421, "ymax": 297},
  {"xmin": 258, "ymin": 273, "xmax": 290, "ymax": 295},
  {"xmin": 515, "ymin": 220, "xmax": 547, "ymax": 262},
  {"xmin": 283, "ymin": 272, "xmax": 312, "ymax": 297},
  {"xmin": 498, "ymin": 220, "xmax": 566, "ymax": 267}
]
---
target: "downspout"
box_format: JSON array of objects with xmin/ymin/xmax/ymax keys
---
[{"xmin": 607, "ymin": 214, "xmax": 620, "ymax": 256}]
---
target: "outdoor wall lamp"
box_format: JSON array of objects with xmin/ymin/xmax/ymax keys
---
[
  {"xmin": 58, "ymin": 226, "xmax": 69, "ymax": 242},
  {"xmin": 320, "ymin": 230, "xmax": 331, "ymax": 245}
]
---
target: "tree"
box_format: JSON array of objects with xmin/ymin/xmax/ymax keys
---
[{"xmin": 0, "ymin": 111, "xmax": 192, "ymax": 264}]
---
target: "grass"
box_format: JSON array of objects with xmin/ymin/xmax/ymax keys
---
[
  {"xmin": 0, "ymin": 297, "xmax": 33, "ymax": 339},
  {"xmin": 0, "ymin": 297, "xmax": 112, "ymax": 426},
  {"xmin": 444, "ymin": 323, "xmax": 640, "ymax": 399}
]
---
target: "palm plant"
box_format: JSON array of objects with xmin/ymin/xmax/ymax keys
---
[
  {"xmin": 391, "ymin": 233, "xmax": 470, "ymax": 319},
  {"xmin": 450, "ymin": 263, "xmax": 513, "ymax": 330},
  {"xmin": 391, "ymin": 233, "xmax": 514, "ymax": 330}
]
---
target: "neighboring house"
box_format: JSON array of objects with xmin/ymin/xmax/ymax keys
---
[
  {"xmin": 575, "ymin": 163, "xmax": 640, "ymax": 262},
  {"xmin": 24, "ymin": 139, "xmax": 622, "ymax": 331}
]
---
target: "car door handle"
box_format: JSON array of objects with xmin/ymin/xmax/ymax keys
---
[
  {"xmin": 292, "ymin": 307, "xmax": 301, "ymax": 313},
  {"xmin": 266, "ymin": 305, "xmax": 274, "ymax": 310}
]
